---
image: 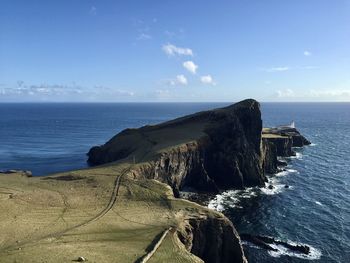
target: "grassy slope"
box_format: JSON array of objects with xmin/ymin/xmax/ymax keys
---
[
  {"xmin": 0, "ymin": 161, "xmax": 211, "ymax": 263},
  {"xmin": 1, "ymin": 103, "xmax": 259, "ymax": 262}
]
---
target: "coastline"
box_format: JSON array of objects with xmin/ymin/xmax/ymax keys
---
[{"xmin": 0, "ymin": 99, "xmax": 311, "ymax": 262}]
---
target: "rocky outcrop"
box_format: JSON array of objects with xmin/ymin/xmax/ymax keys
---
[
  {"xmin": 261, "ymin": 127, "xmax": 311, "ymax": 174},
  {"xmin": 178, "ymin": 213, "xmax": 247, "ymax": 263},
  {"xmin": 240, "ymin": 233, "xmax": 310, "ymax": 255},
  {"xmin": 261, "ymin": 140, "xmax": 279, "ymax": 174},
  {"xmin": 88, "ymin": 99, "xmax": 267, "ymax": 194},
  {"xmin": 264, "ymin": 136, "xmax": 295, "ymax": 157}
]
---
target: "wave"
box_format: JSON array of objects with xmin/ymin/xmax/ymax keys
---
[
  {"xmin": 288, "ymin": 152, "xmax": 303, "ymax": 160},
  {"xmin": 208, "ymin": 187, "xmax": 257, "ymax": 211},
  {"xmin": 208, "ymin": 167, "xmax": 300, "ymax": 210},
  {"xmin": 243, "ymin": 239, "xmax": 322, "ymax": 260},
  {"xmin": 315, "ymin": 201, "xmax": 323, "ymax": 206},
  {"xmin": 268, "ymin": 242, "xmax": 322, "ymax": 260}
]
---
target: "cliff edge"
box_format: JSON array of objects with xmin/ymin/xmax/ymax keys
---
[{"xmin": 88, "ymin": 99, "xmax": 266, "ymax": 194}]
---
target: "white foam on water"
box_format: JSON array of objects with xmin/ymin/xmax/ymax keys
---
[
  {"xmin": 209, "ymin": 166, "xmax": 299, "ymax": 209},
  {"xmin": 275, "ymin": 170, "xmax": 289, "ymax": 177},
  {"xmin": 260, "ymin": 183, "xmax": 285, "ymax": 195},
  {"xmin": 208, "ymin": 187, "xmax": 258, "ymax": 211},
  {"xmin": 261, "ymin": 169, "xmax": 295, "ymax": 195},
  {"xmin": 315, "ymin": 201, "xmax": 323, "ymax": 206},
  {"xmin": 289, "ymin": 152, "xmax": 303, "ymax": 160},
  {"xmin": 310, "ymin": 143, "xmax": 317, "ymax": 147},
  {"xmin": 268, "ymin": 242, "xmax": 322, "ymax": 260}
]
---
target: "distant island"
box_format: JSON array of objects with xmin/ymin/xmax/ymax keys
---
[{"xmin": 0, "ymin": 99, "xmax": 310, "ymax": 262}]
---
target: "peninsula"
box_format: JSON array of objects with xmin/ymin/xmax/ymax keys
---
[{"xmin": 0, "ymin": 99, "xmax": 310, "ymax": 262}]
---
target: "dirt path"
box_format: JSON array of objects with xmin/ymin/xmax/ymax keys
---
[
  {"xmin": 0, "ymin": 166, "xmax": 129, "ymax": 253},
  {"xmin": 136, "ymin": 227, "xmax": 172, "ymax": 263}
]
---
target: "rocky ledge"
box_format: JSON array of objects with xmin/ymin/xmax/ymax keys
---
[{"xmin": 262, "ymin": 126, "xmax": 311, "ymax": 174}]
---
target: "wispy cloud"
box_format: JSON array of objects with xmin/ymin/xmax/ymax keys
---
[
  {"xmin": 275, "ymin": 89, "xmax": 295, "ymax": 98},
  {"xmin": 273, "ymin": 88, "xmax": 350, "ymax": 101},
  {"xmin": 200, "ymin": 75, "xmax": 216, "ymax": 85},
  {"xmin": 162, "ymin": 44, "xmax": 193, "ymax": 56},
  {"xmin": 132, "ymin": 18, "xmax": 153, "ymax": 41},
  {"xmin": 183, "ymin": 61, "xmax": 198, "ymax": 74},
  {"xmin": 304, "ymin": 50, "xmax": 312, "ymax": 56},
  {"xmin": 137, "ymin": 33, "xmax": 152, "ymax": 40},
  {"xmin": 89, "ymin": 6, "xmax": 97, "ymax": 15},
  {"xmin": 308, "ymin": 89, "xmax": 350, "ymax": 98},
  {"xmin": 0, "ymin": 82, "xmax": 135, "ymax": 101},
  {"xmin": 264, "ymin": 67, "xmax": 290, "ymax": 72}
]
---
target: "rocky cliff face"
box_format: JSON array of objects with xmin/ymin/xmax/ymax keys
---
[
  {"xmin": 88, "ymin": 99, "xmax": 311, "ymax": 192},
  {"xmin": 261, "ymin": 127, "xmax": 311, "ymax": 174},
  {"xmin": 178, "ymin": 213, "xmax": 248, "ymax": 263},
  {"xmin": 88, "ymin": 99, "xmax": 267, "ymax": 194},
  {"xmin": 86, "ymin": 99, "xmax": 311, "ymax": 263},
  {"xmin": 261, "ymin": 140, "xmax": 279, "ymax": 174}
]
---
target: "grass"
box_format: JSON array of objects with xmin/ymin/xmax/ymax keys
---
[
  {"xmin": 0, "ymin": 103, "xmax": 244, "ymax": 262},
  {"xmin": 0, "ymin": 166, "xmax": 215, "ymax": 262}
]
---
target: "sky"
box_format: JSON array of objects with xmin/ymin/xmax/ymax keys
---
[{"xmin": 1, "ymin": 0, "xmax": 350, "ymax": 102}]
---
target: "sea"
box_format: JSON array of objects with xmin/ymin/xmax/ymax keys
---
[{"xmin": 0, "ymin": 102, "xmax": 349, "ymax": 262}]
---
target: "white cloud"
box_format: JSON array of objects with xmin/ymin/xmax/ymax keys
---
[
  {"xmin": 275, "ymin": 89, "xmax": 295, "ymax": 98},
  {"xmin": 264, "ymin": 67, "xmax": 290, "ymax": 72},
  {"xmin": 183, "ymin": 61, "xmax": 198, "ymax": 74},
  {"xmin": 167, "ymin": 75, "xmax": 188, "ymax": 86},
  {"xmin": 176, "ymin": 75, "xmax": 188, "ymax": 85},
  {"xmin": 200, "ymin": 75, "xmax": 216, "ymax": 85},
  {"xmin": 304, "ymin": 50, "xmax": 312, "ymax": 56},
  {"xmin": 162, "ymin": 44, "xmax": 193, "ymax": 56}
]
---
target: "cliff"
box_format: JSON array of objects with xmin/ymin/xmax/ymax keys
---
[
  {"xmin": 262, "ymin": 127, "xmax": 311, "ymax": 173},
  {"xmin": 178, "ymin": 213, "xmax": 247, "ymax": 263},
  {"xmin": 0, "ymin": 170, "xmax": 247, "ymax": 263},
  {"xmin": 88, "ymin": 99, "xmax": 267, "ymax": 194}
]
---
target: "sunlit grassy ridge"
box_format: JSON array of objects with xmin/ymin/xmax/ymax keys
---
[{"xmin": 0, "ymin": 164, "xmax": 213, "ymax": 262}]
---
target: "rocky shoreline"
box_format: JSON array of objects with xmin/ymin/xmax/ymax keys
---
[{"xmin": 87, "ymin": 99, "xmax": 311, "ymax": 262}]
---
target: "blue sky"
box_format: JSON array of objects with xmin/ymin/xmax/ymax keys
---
[{"xmin": 1, "ymin": 0, "xmax": 349, "ymax": 102}]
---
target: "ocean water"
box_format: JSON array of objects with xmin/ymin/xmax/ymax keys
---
[
  {"xmin": 209, "ymin": 103, "xmax": 350, "ymax": 262},
  {"xmin": 0, "ymin": 102, "xmax": 349, "ymax": 262}
]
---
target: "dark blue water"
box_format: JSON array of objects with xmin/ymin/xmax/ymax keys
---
[
  {"xmin": 0, "ymin": 103, "xmax": 224, "ymax": 175},
  {"xmin": 210, "ymin": 103, "xmax": 350, "ymax": 262},
  {"xmin": 0, "ymin": 102, "xmax": 349, "ymax": 262}
]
